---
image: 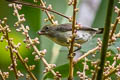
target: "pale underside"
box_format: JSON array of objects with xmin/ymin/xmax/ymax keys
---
[{"xmin": 46, "ymin": 30, "xmax": 96, "ymax": 46}]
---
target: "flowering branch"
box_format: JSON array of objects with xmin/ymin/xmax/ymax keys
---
[
  {"xmin": 13, "ymin": 49, "xmax": 37, "ymax": 80},
  {"xmin": 9, "ymin": 3, "xmax": 61, "ymax": 79},
  {"xmin": 68, "ymin": 0, "xmax": 78, "ymax": 80},
  {"xmin": 0, "ymin": 18, "xmax": 37, "ymax": 80},
  {"xmin": 0, "ymin": 19, "xmax": 18, "ymax": 80},
  {"xmin": 96, "ymin": 0, "xmax": 114, "ymax": 79},
  {"xmin": 82, "ymin": 57, "xmax": 87, "ymax": 80},
  {"xmin": 73, "ymin": 46, "xmax": 100, "ymax": 64},
  {"xmin": 110, "ymin": 6, "xmax": 120, "ymax": 39},
  {"xmin": 39, "ymin": 0, "xmax": 56, "ymax": 24},
  {"xmin": 6, "ymin": 0, "xmax": 71, "ymax": 21},
  {"xmin": 103, "ymin": 50, "xmax": 120, "ymax": 79},
  {"xmin": 0, "ymin": 70, "xmax": 7, "ymax": 80}
]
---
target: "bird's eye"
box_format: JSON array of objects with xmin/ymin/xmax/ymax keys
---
[{"xmin": 45, "ymin": 26, "xmax": 49, "ymax": 30}]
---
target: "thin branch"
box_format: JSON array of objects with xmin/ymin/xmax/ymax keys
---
[
  {"xmin": 12, "ymin": 3, "xmax": 58, "ymax": 79},
  {"xmin": 110, "ymin": 8, "xmax": 120, "ymax": 39},
  {"xmin": 96, "ymin": 0, "xmax": 114, "ymax": 80},
  {"xmin": 103, "ymin": 54, "xmax": 117, "ymax": 79},
  {"xmin": 92, "ymin": 62, "xmax": 99, "ymax": 80},
  {"xmin": 6, "ymin": 0, "xmax": 70, "ymax": 20},
  {"xmin": 103, "ymin": 67, "xmax": 116, "ymax": 79},
  {"xmin": 73, "ymin": 46, "xmax": 99, "ymax": 64},
  {"xmin": 6, "ymin": 29, "xmax": 18, "ymax": 80},
  {"xmin": 14, "ymin": 50, "xmax": 37, "ymax": 80},
  {"xmin": 0, "ymin": 24, "xmax": 18, "ymax": 80},
  {"xmin": 0, "ymin": 70, "xmax": 6, "ymax": 80},
  {"xmin": 83, "ymin": 57, "xmax": 87, "ymax": 80},
  {"xmin": 39, "ymin": 0, "xmax": 55, "ymax": 24},
  {"xmin": 68, "ymin": 0, "xmax": 77, "ymax": 80},
  {"xmin": 0, "ymin": 20, "xmax": 37, "ymax": 80}
]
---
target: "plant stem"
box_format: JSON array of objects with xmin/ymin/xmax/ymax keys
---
[
  {"xmin": 6, "ymin": 0, "xmax": 70, "ymax": 20},
  {"xmin": 110, "ymin": 10, "xmax": 120, "ymax": 39},
  {"xmin": 5, "ymin": 29, "xmax": 18, "ymax": 80},
  {"xmin": 0, "ymin": 70, "xmax": 6, "ymax": 80},
  {"xmin": 96, "ymin": 0, "xmax": 114, "ymax": 80},
  {"xmin": 68, "ymin": 0, "xmax": 77, "ymax": 80},
  {"xmin": 14, "ymin": 51, "xmax": 37, "ymax": 80},
  {"xmin": 0, "ymin": 24, "xmax": 18, "ymax": 80},
  {"xmin": 12, "ymin": 3, "xmax": 58, "ymax": 79},
  {"xmin": 40, "ymin": 0, "xmax": 55, "ymax": 24},
  {"xmin": 73, "ymin": 46, "xmax": 99, "ymax": 64},
  {"xmin": 103, "ymin": 68, "xmax": 116, "ymax": 79}
]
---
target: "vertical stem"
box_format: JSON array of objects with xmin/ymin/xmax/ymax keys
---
[
  {"xmin": 68, "ymin": 0, "xmax": 77, "ymax": 80},
  {"xmin": 5, "ymin": 30, "xmax": 18, "ymax": 80},
  {"xmin": 96, "ymin": 0, "xmax": 114, "ymax": 80},
  {"xmin": 83, "ymin": 57, "xmax": 87, "ymax": 80}
]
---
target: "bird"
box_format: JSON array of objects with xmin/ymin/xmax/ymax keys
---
[{"xmin": 37, "ymin": 23, "xmax": 103, "ymax": 51}]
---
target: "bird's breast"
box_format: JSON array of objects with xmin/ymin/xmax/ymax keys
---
[
  {"xmin": 65, "ymin": 30, "xmax": 95, "ymax": 44},
  {"xmin": 46, "ymin": 30, "xmax": 96, "ymax": 46}
]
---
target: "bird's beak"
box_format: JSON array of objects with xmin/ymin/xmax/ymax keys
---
[{"xmin": 37, "ymin": 31, "xmax": 45, "ymax": 35}]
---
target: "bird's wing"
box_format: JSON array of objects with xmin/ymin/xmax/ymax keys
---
[
  {"xmin": 56, "ymin": 23, "xmax": 72, "ymax": 32},
  {"xmin": 56, "ymin": 23, "xmax": 103, "ymax": 33}
]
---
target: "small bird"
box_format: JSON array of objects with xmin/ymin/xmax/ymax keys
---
[{"xmin": 38, "ymin": 23, "xmax": 103, "ymax": 51}]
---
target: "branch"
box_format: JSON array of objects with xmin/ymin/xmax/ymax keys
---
[
  {"xmin": 73, "ymin": 46, "xmax": 100, "ymax": 64},
  {"xmin": 83, "ymin": 57, "xmax": 87, "ymax": 80},
  {"xmin": 103, "ymin": 67, "xmax": 116, "ymax": 79},
  {"xmin": 110, "ymin": 7, "xmax": 120, "ymax": 39},
  {"xmin": 14, "ymin": 49, "xmax": 37, "ymax": 80},
  {"xmin": 0, "ymin": 24, "xmax": 18, "ymax": 80},
  {"xmin": 0, "ymin": 70, "xmax": 6, "ymax": 80},
  {"xmin": 6, "ymin": 28, "xmax": 19, "ymax": 80},
  {"xmin": 96, "ymin": 0, "xmax": 114, "ymax": 80},
  {"xmin": 68, "ymin": 0, "xmax": 78, "ymax": 80},
  {"xmin": 39, "ymin": 0, "xmax": 55, "ymax": 24},
  {"xmin": 6, "ymin": 0, "xmax": 70, "ymax": 21},
  {"xmin": 11, "ymin": 3, "xmax": 60, "ymax": 79},
  {"xmin": 1, "ymin": 20, "xmax": 37, "ymax": 80}
]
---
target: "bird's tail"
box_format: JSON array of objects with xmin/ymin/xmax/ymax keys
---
[{"xmin": 96, "ymin": 28, "xmax": 104, "ymax": 34}]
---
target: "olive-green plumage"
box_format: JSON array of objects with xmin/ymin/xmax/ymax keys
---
[{"xmin": 38, "ymin": 23, "xmax": 103, "ymax": 46}]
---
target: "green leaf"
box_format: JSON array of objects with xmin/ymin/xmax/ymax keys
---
[
  {"xmin": 80, "ymin": 35, "xmax": 103, "ymax": 52},
  {"xmin": 108, "ymin": 38, "xmax": 120, "ymax": 54}
]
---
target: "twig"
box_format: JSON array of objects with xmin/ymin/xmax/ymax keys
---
[
  {"xmin": 68, "ymin": 0, "xmax": 77, "ymax": 80},
  {"xmin": 103, "ymin": 67, "xmax": 116, "ymax": 79},
  {"xmin": 0, "ymin": 19, "xmax": 37, "ymax": 80},
  {"xmin": 12, "ymin": 3, "xmax": 58, "ymax": 79},
  {"xmin": 39, "ymin": 0, "xmax": 55, "ymax": 24},
  {"xmin": 103, "ymin": 54, "xmax": 117, "ymax": 79},
  {"xmin": 83, "ymin": 57, "xmax": 87, "ymax": 80},
  {"xmin": 6, "ymin": 0, "xmax": 71, "ymax": 20},
  {"xmin": 96, "ymin": 0, "xmax": 114, "ymax": 80},
  {"xmin": 0, "ymin": 70, "xmax": 6, "ymax": 80},
  {"xmin": 6, "ymin": 28, "xmax": 18, "ymax": 80},
  {"xmin": 14, "ymin": 49, "xmax": 37, "ymax": 80},
  {"xmin": 73, "ymin": 46, "xmax": 99, "ymax": 64},
  {"xmin": 91, "ymin": 61, "xmax": 99, "ymax": 80},
  {"xmin": 0, "ymin": 24, "xmax": 18, "ymax": 80},
  {"xmin": 110, "ymin": 7, "xmax": 120, "ymax": 39}
]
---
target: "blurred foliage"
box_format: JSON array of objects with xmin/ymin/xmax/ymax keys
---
[{"xmin": 0, "ymin": 0, "xmax": 41, "ymax": 79}]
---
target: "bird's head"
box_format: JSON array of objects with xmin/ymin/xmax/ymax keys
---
[{"xmin": 37, "ymin": 24, "xmax": 57, "ymax": 35}]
